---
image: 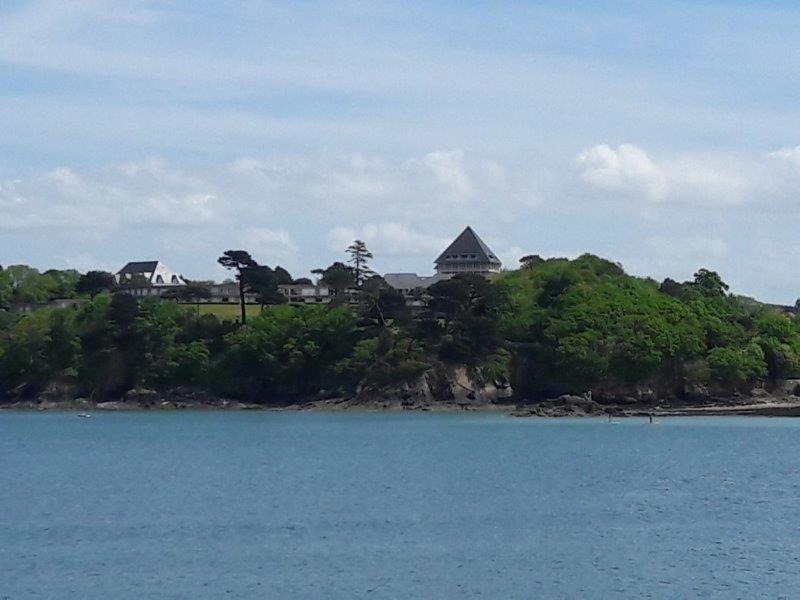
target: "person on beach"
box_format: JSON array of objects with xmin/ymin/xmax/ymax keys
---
[{"xmin": 648, "ymin": 413, "xmax": 654, "ymax": 424}]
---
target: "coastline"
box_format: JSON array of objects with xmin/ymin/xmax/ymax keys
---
[{"xmin": 4, "ymin": 391, "xmax": 800, "ymax": 417}]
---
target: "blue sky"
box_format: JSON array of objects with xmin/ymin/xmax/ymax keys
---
[{"xmin": 2, "ymin": 0, "xmax": 800, "ymax": 302}]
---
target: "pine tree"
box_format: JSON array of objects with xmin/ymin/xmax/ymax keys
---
[{"xmin": 346, "ymin": 240, "xmax": 374, "ymax": 287}]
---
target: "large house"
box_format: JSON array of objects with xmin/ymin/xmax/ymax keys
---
[
  {"xmin": 384, "ymin": 227, "xmax": 501, "ymax": 296},
  {"xmin": 278, "ymin": 282, "xmax": 332, "ymax": 304},
  {"xmin": 115, "ymin": 261, "xmax": 186, "ymax": 297},
  {"xmin": 206, "ymin": 281, "xmax": 332, "ymax": 305},
  {"xmin": 434, "ymin": 226, "xmax": 502, "ymax": 276},
  {"xmin": 116, "ymin": 261, "xmax": 186, "ymax": 287}
]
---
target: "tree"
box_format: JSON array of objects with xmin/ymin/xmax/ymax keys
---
[
  {"xmin": 273, "ymin": 266, "xmax": 293, "ymax": 285},
  {"xmin": 346, "ymin": 240, "xmax": 374, "ymax": 287},
  {"xmin": 361, "ymin": 275, "xmax": 407, "ymax": 327},
  {"xmin": 425, "ymin": 274, "xmax": 506, "ymax": 363},
  {"xmin": 162, "ymin": 283, "xmax": 212, "ymax": 315},
  {"xmin": 519, "ymin": 254, "xmax": 543, "ymax": 271},
  {"xmin": 44, "ymin": 269, "xmax": 81, "ymax": 299},
  {"xmin": 312, "ymin": 262, "xmax": 355, "ymax": 300},
  {"xmin": 0, "ymin": 267, "xmax": 11, "ymax": 309},
  {"xmin": 76, "ymin": 271, "xmax": 116, "ymax": 300},
  {"xmin": 693, "ymin": 268, "xmax": 729, "ymax": 298},
  {"xmin": 4, "ymin": 265, "xmax": 59, "ymax": 305},
  {"xmin": 659, "ymin": 278, "xmax": 685, "ymax": 299},
  {"xmin": 217, "ymin": 251, "xmax": 257, "ymax": 324},
  {"xmin": 241, "ymin": 265, "xmax": 286, "ymax": 310}
]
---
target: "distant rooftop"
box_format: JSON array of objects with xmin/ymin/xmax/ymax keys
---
[
  {"xmin": 434, "ymin": 227, "xmax": 501, "ymax": 275},
  {"xmin": 117, "ymin": 261, "xmax": 159, "ymax": 275},
  {"xmin": 384, "ymin": 272, "xmax": 447, "ymax": 291}
]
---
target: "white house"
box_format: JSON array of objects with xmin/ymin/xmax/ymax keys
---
[
  {"xmin": 115, "ymin": 261, "xmax": 186, "ymax": 287},
  {"xmin": 115, "ymin": 261, "xmax": 186, "ymax": 297},
  {"xmin": 278, "ymin": 282, "xmax": 332, "ymax": 304}
]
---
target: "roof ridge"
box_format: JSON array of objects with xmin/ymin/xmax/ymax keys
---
[{"xmin": 434, "ymin": 227, "xmax": 500, "ymax": 265}]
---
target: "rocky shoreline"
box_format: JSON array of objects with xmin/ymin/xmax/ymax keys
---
[
  {"xmin": 5, "ymin": 370, "xmax": 800, "ymax": 417},
  {"xmin": 5, "ymin": 386, "xmax": 800, "ymax": 418}
]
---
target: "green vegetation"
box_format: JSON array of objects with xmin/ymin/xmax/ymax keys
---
[
  {"xmin": 496, "ymin": 254, "xmax": 800, "ymax": 399},
  {"xmin": 190, "ymin": 303, "xmax": 264, "ymax": 320},
  {"xmin": 2, "ymin": 253, "xmax": 800, "ymax": 405},
  {"xmin": 0, "ymin": 264, "xmax": 82, "ymax": 308}
]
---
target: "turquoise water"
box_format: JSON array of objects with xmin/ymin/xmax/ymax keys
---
[{"xmin": 2, "ymin": 413, "xmax": 800, "ymax": 598}]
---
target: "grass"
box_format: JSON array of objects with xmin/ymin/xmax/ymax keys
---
[{"xmin": 181, "ymin": 303, "xmax": 264, "ymax": 321}]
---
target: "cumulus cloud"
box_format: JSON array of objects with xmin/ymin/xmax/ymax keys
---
[
  {"xmin": 225, "ymin": 150, "xmax": 533, "ymax": 225},
  {"xmin": 578, "ymin": 143, "xmax": 667, "ymax": 200},
  {"xmin": 420, "ymin": 150, "xmax": 473, "ymax": 196},
  {"xmin": 327, "ymin": 223, "xmax": 449, "ymax": 258},
  {"xmin": 2, "ymin": 150, "xmax": 524, "ymax": 239},
  {"xmin": 577, "ymin": 143, "xmax": 797, "ymax": 207},
  {"xmin": 240, "ymin": 228, "xmax": 299, "ymax": 265},
  {"xmin": 0, "ymin": 158, "xmax": 218, "ymax": 231}
]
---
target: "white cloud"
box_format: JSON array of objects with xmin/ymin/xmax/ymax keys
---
[
  {"xmin": 139, "ymin": 193, "xmax": 215, "ymax": 225},
  {"xmin": 45, "ymin": 166, "xmax": 83, "ymax": 190},
  {"xmin": 577, "ymin": 143, "xmax": 796, "ymax": 207},
  {"xmin": 225, "ymin": 150, "xmax": 533, "ymax": 225},
  {"xmin": 769, "ymin": 145, "xmax": 800, "ymax": 170},
  {"xmin": 421, "ymin": 150, "xmax": 473, "ymax": 196},
  {"xmin": 327, "ymin": 223, "xmax": 449, "ymax": 258},
  {"xmin": 577, "ymin": 143, "xmax": 667, "ymax": 201},
  {"xmin": 0, "ymin": 158, "xmax": 218, "ymax": 230},
  {"xmin": 240, "ymin": 228, "xmax": 299, "ymax": 266}
]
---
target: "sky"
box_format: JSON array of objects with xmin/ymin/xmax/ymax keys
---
[{"xmin": 2, "ymin": 0, "xmax": 800, "ymax": 302}]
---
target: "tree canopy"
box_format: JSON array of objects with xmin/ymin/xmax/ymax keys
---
[{"xmin": 2, "ymin": 251, "xmax": 800, "ymax": 407}]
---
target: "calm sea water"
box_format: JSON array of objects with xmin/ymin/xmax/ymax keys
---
[{"xmin": 2, "ymin": 412, "xmax": 800, "ymax": 599}]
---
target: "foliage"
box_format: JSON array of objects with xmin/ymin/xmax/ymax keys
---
[
  {"xmin": 2, "ymin": 252, "xmax": 800, "ymax": 405},
  {"xmin": 345, "ymin": 240, "xmax": 375, "ymax": 287},
  {"xmin": 76, "ymin": 270, "xmax": 116, "ymax": 299},
  {"xmin": 495, "ymin": 253, "xmax": 791, "ymax": 398},
  {"xmin": 213, "ymin": 305, "xmax": 361, "ymax": 399},
  {"xmin": 217, "ymin": 250, "xmax": 256, "ymax": 324},
  {"xmin": 240, "ymin": 265, "xmax": 287, "ymax": 308},
  {"xmin": 312, "ymin": 262, "xmax": 355, "ymax": 298}
]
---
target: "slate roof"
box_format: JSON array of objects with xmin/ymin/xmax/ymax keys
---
[
  {"xmin": 384, "ymin": 272, "xmax": 447, "ymax": 291},
  {"xmin": 117, "ymin": 261, "xmax": 159, "ymax": 275},
  {"xmin": 434, "ymin": 227, "xmax": 501, "ymax": 266}
]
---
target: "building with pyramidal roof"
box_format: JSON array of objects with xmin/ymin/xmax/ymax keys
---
[
  {"xmin": 434, "ymin": 226, "xmax": 501, "ymax": 275},
  {"xmin": 383, "ymin": 227, "xmax": 501, "ymax": 295}
]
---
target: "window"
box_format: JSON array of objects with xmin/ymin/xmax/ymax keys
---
[
  {"xmin": 156, "ymin": 275, "xmax": 164, "ymax": 284},
  {"xmin": 171, "ymin": 275, "xmax": 179, "ymax": 284}
]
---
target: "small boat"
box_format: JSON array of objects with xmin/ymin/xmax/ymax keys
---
[{"xmin": 77, "ymin": 413, "xmax": 92, "ymax": 418}]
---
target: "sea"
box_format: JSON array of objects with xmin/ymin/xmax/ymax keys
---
[{"xmin": 2, "ymin": 412, "xmax": 799, "ymax": 599}]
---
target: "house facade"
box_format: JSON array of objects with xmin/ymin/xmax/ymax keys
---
[
  {"xmin": 116, "ymin": 261, "xmax": 186, "ymax": 287},
  {"xmin": 203, "ymin": 281, "xmax": 332, "ymax": 305},
  {"xmin": 207, "ymin": 281, "xmax": 254, "ymax": 303},
  {"xmin": 116, "ymin": 261, "xmax": 186, "ymax": 297},
  {"xmin": 278, "ymin": 283, "xmax": 332, "ymax": 304}
]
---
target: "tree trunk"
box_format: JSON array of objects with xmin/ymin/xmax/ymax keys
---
[{"xmin": 239, "ymin": 281, "xmax": 247, "ymax": 325}]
